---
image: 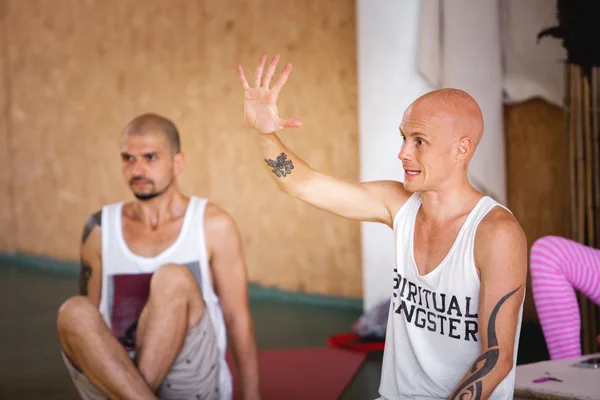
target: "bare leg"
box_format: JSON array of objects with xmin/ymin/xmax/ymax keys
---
[
  {"xmin": 134, "ymin": 263, "xmax": 206, "ymax": 391},
  {"xmin": 57, "ymin": 296, "xmax": 157, "ymax": 400}
]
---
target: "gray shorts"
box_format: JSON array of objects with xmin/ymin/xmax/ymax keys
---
[{"xmin": 62, "ymin": 312, "xmax": 221, "ymax": 400}]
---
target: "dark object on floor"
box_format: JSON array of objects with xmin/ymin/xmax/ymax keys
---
[
  {"xmin": 226, "ymin": 348, "xmax": 366, "ymax": 400},
  {"xmin": 353, "ymin": 299, "xmax": 389, "ymax": 340},
  {"xmin": 517, "ymin": 319, "xmax": 550, "ymax": 365}
]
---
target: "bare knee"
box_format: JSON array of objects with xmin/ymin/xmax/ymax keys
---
[
  {"xmin": 150, "ymin": 264, "xmax": 203, "ymax": 304},
  {"xmin": 57, "ymin": 295, "xmax": 99, "ymax": 338}
]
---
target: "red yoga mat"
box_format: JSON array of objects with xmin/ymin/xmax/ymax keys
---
[{"xmin": 226, "ymin": 347, "xmax": 366, "ymax": 400}]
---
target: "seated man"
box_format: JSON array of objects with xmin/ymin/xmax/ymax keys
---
[
  {"xmin": 530, "ymin": 235, "xmax": 600, "ymax": 360},
  {"xmin": 56, "ymin": 113, "xmax": 260, "ymax": 400},
  {"xmin": 237, "ymin": 54, "xmax": 527, "ymax": 399}
]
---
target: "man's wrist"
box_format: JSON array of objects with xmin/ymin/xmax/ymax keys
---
[
  {"xmin": 252, "ymin": 131, "xmax": 277, "ymax": 142},
  {"xmin": 242, "ymin": 386, "xmax": 261, "ymax": 400}
]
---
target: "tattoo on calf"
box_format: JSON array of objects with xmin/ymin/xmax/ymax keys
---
[
  {"xmin": 449, "ymin": 286, "xmax": 522, "ymax": 400},
  {"xmin": 265, "ymin": 152, "xmax": 294, "ymax": 178},
  {"xmin": 79, "ymin": 259, "xmax": 92, "ymax": 296}
]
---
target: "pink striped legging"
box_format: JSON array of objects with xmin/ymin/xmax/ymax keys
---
[{"xmin": 530, "ymin": 235, "xmax": 600, "ymax": 360}]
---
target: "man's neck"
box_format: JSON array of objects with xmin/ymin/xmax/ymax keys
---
[
  {"xmin": 131, "ymin": 189, "xmax": 188, "ymax": 229},
  {"xmin": 419, "ymin": 182, "xmax": 482, "ymax": 223}
]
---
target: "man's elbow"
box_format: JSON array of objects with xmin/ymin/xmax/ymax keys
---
[
  {"xmin": 495, "ymin": 352, "xmax": 515, "ymax": 380},
  {"xmin": 285, "ymin": 175, "xmax": 312, "ymax": 199}
]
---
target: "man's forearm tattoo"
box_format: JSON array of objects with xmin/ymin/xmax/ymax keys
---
[
  {"xmin": 449, "ymin": 286, "xmax": 522, "ymax": 400},
  {"xmin": 79, "ymin": 210, "xmax": 101, "ymax": 296},
  {"xmin": 265, "ymin": 152, "xmax": 294, "ymax": 178}
]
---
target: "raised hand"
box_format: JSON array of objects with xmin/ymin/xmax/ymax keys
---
[{"xmin": 237, "ymin": 54, "xmax": 302, "ymax": 134}]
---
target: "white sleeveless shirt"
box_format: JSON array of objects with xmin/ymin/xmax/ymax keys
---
[
  {"xmin": 377, "ymin": 193, "xmax": 523, "ymax": 399},
  {"xmin": 98, "ymin": 196, "xmax": 232, "ymax": 400}
]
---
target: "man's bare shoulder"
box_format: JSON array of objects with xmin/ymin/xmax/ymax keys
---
[
  {"xmin": 377, "ymin": 179, "xmax": 411, "ymax": 198},
  {"xmin": 203, "ymin": 202, "xmax": 239, "ymax": 239},
  {"xmin": 478, "ymin": 206, "xmax": 523, "ymax": 236},
  {"xmin": 367, "ymin": 180, "xmax": 412, "ymax": 221},
  {"xmin": 474, "ymin": 206, "xmax": 527, "ymax": 271}
]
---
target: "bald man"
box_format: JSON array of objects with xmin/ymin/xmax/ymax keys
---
[
  {"xmin": 237, "ymin": 54, "xmax": 526, "ymax": 399},
  {"xmin": 56, "ymin": 113, "xmax": 260, "ymax": 400}
]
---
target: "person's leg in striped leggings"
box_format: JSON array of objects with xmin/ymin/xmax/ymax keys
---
[{"xmin": 530, "ymin": 235, "xmax": 600, "ymax": 360}]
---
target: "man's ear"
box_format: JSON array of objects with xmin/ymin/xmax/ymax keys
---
[
  {"xmin": 173, "ymin": 152, "xmax": 185, "ymax": 176},
  {"xmin": 456, "ymin": 137, "xmax": 473, "ymax": 161}
]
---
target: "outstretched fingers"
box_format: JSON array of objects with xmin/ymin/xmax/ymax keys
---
[
  {"xmin": 237, "ymin": 65, "xmax": 250, "ymax": 90},
  {"xmin": 261, "ymin": 54, "xmax": 280, "ymax": 88},
  {"xmin": 254, "ymin": 54, "xmax": 267, "ymax": 88},
  {"xmin": 271, "ymin": 63, "xmax": 293, "ymax": 96}
]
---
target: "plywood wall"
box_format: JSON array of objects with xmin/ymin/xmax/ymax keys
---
[
  {"xmin": 1, "ymin": 0, "xmax": 361, "ymax": 298},
  {"xmin": 0, "ymin": 2, "xmax": 14, "ymax": 251},
  {"xmin": 505, "ymin": 98, "xmax": 570, "ymax": 321}
]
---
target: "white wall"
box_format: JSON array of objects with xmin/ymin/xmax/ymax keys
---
[{"xmin": 357, "ymin": 0, "xmax": 433, "ymax": 311}]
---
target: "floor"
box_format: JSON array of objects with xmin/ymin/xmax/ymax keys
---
[{"xmin": 0, "ymin": 266, "xmax": 549, "ymax": 399}]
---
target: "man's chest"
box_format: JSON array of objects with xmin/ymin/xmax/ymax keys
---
[
  {"xmin": 413, "ymin": 219, "xmax": 465, "ymax": 276},
  {"xmin": 121, "ymin": 219, "xmax": 184, "ymax": 258}
]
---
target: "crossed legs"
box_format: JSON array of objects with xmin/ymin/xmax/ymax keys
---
[{"xmin": 57, "ymin": 264, "xmax": 206, "ymax": 399}]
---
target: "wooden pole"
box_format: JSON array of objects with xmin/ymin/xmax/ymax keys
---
[
  {"xmin": 569, "ymin": 65, "xmax": 577, "ymax": 243},
  {"xmin": 583, "ymin": 71, "xmax": 598, "ymax": 354},
  {"xmin": 584, "ymin": 74, "xmax": 593, "ymax": 247},
  {"xmin": 593, "ymin": 66, "xmax": 600, "ymax": 249},
  {"xmin": 593, "ymin": 66, "xmax": 600, "ymax": 352},
  {"xmin": 573, "ymin": 65, "xmax": 591, "ymax": 355}
]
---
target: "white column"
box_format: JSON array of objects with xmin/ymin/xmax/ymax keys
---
[
  {"xmin": 356, "ymin": 0, "xmax": 433, "ymax": 311},
  {"xmin": 441, "ymin": 0, "xmax": 506, "ymax": 204}
]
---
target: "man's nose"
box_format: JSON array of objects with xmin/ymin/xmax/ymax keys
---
[
  {"xmin": 132, "ymin": 161, "xmax": 146, "ymax": 176},
  {"xmin": 398, "ymin": 143, "xmax": 411, "ymax": 161}
]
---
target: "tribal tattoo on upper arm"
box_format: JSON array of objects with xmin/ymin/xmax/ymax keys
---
[
  {"xmin": 265, "ymin": 152, "xmax": 294, "ymax": 178},
  {"xmin": 449, "ymin": 286, "xmax": 521, "ymax": 400},
  {"xmin": 79, "ymin": 260, "xmax": 92, "ymax": 296},
  {"xmin": 79, "ymin": 210, "xmax": 101, "ymax": 296}
]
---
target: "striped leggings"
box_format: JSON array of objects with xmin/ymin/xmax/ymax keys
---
[{"xmin": 530, "ymin": 235, "xmax": 600, "ymax": 360}]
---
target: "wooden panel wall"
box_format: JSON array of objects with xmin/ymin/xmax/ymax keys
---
[
  {"xmin": 505, "ymin": 98, "xmax": 570, "ymax": 321},
  {"xmin": 1, "ymin": 0, "xmax": 361, "ymax": 298},
  {"xmin": 0, "ymin": 1, "xmax": 14, "ymax": 251}
]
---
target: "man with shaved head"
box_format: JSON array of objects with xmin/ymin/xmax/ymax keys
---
[
  {"xmin": 237, "ymin": 54, "xmax": 526, "ymax": 399},
  {"xmin": 56, "ymin": 113, "xmax": 260, "ymax": 400}
]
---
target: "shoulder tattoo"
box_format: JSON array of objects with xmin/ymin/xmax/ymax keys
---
[{"xmin": 81, "ymin": 210, "xmax": 102, "ymax": 244}]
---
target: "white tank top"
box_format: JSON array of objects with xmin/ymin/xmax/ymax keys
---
[
  {"xmin": 98, "ymin": 196, "xmax": 232, "ymax": 400},
  {"xmin": 377, "ymin": 193, "xmax": 523, "ymax": 399}
]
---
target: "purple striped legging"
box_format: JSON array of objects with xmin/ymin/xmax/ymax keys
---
[{"xmin": 530, "ymin": 235, "xmax": 600, "ymax": 360}]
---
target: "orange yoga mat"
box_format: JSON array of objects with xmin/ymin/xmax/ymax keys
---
[{"xmin": 226, "ymin": 347, "xmax": 367, "ymax": 400}]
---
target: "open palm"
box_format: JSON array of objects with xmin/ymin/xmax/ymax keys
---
[{"xmin": 237, "ymin": 54, "xmax": 301, "ymax": 134}]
